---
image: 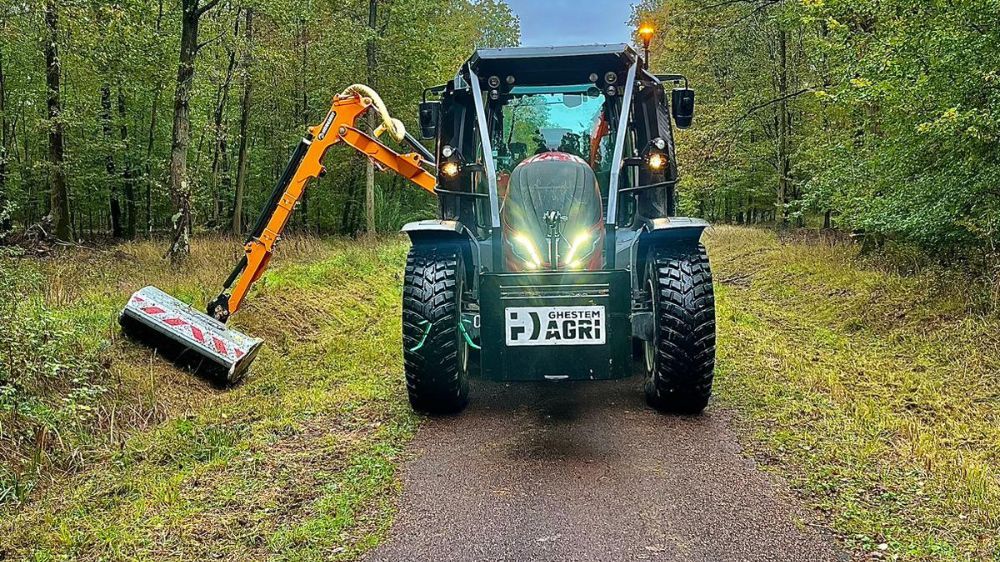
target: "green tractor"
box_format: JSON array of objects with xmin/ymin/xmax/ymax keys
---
[{"xmin": 403, "ymin": 44, "xmax": 715, "ymax": 414}]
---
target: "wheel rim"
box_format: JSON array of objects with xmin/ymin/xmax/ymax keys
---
[
  {"xmin": 644, "ymin": 276, "xmax": 656, "ymax": 373},
  {"xmin": 456, "ymin": 256, "xmax": 469, "ymax": 376}
]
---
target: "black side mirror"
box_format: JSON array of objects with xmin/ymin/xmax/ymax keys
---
[
  {"xmin": 671, "ymin": 88, "xmax": 695, "ymax": 129},
  {"xmin": 419, "ymin": 101, "xmax": 441, "ymax": 140}
]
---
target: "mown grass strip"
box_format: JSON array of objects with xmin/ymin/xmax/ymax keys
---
[{"xmin": 708, "ymin": 226, "xmax": 999, "ymax": 560}]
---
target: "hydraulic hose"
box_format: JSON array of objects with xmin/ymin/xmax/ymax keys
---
[{"xmin": 339, "ymin": 84, "xmax": 407, "ymax": 142}]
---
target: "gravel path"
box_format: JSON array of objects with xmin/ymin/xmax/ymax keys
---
[{"xmin": 366, "ymin": 377, "xmax": 847, "ymax": 562}]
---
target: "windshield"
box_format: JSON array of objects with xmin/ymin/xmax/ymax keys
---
[{"xmin": 491, "ymin": 85, "xmax": 616, "ymax": 194}]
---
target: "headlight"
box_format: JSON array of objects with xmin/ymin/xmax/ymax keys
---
[
  {"xmin": 563, "ymin": 231, "xmax": 597, "ymax": 269},
  {"xmin": 511, "ymin": 233, "xmax": 542, "ymax": 269},
  {"xmin": 648, "ymin": 153, "xmax": 666, "ymax": 170}
]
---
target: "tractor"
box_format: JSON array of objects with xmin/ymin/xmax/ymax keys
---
[{"xmin": 120, "ymin": 44, "xmax": 716, "ymax": 415}]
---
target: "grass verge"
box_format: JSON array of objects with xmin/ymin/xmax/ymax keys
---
[
  {"xmin": 3, "ymin": 227, "xmax": 997, "ymax": 560},
  {"xmin": 1, "ymin": 235, "xmax": 416, "ymax": 560},
  {"xmin": 708, "ymin": 226, "xmax": 999, "ymax": 560}
]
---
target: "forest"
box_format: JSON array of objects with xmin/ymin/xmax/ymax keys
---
[
  {"xmin": 637, "ymin": 0, "xmax": 999, "ymax": 268},
  {"xmin": 1, "ymin": 0, "xmax": 997, "ymax": 271},
  {"xmin": 0, "ymin": 0, "xmax": 517, "ymax": 256}
]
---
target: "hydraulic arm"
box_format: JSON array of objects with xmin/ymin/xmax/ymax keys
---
[{"xmin": 206, "ymin": 86, "xmax": 437, "ymax": 322}]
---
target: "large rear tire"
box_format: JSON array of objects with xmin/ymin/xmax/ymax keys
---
[
  {"xmin": 402, "ymin": 245, "xmax": 469, "ymax": 414},
  {"xmin": 643, "ymin": 245, "xmax": 716, "ymax": 414}
]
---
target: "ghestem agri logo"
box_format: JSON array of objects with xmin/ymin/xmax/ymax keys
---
[{"xmin": 505, "ymin": 306, "xmax": 606, "ymax": 346}]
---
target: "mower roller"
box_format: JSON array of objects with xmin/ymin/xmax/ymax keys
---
[{"xmin": 124, "ymin": 42, "xmax": 717, "ymax": 417}]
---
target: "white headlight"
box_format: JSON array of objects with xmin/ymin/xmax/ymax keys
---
[
  {"xmin": 649, "ymin": 153, "xmax": 666, "ymax": 170},
  {"xmin": 512, "ymin": 233, "xmax": 542, "ymax": 269},
  {"xmin": 563, "ymin": 232, "xmax": 593, "ymax": 265}
]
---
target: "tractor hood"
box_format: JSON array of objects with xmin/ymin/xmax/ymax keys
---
[{"xmin": 501, "ymin": 152, "xmax": 604, "ymax": 271}]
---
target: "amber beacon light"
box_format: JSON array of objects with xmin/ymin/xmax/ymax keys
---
[{"xmin": 639, "ymin": 24, "xmax": 655, "ymax": 69}]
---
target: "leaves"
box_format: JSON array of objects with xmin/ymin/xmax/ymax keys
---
[
  {"xmin": 0, "ymin": 0, "xmax": 519, "ymax": 237},
  {"xmin": 637, "ymin": 0, "xmax": 1000, "ymax": 258}
]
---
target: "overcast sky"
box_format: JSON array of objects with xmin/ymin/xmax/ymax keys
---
[{"xmin": 505, "ymin": 0, "xmax": 634, "ymax": 47}]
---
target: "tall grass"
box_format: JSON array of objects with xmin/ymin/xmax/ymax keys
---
[{"xmin": 0, "ymin": 236, "xmax": 335, "ymax": 506}]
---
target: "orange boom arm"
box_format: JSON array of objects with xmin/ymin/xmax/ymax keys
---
[{"xmin": 207, "ymin": 91, "xmax": 436, "ymax": 322}]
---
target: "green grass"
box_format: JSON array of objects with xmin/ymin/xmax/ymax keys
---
[
  {"xmin": 1, "ymin": 235, "xmax": 417, "ymax": 560},
  {"xmin": 2, "ymin": 228, "xmax": 998, "ymax": 560},
  {"xmin": 707, "ymin": 226, "xmax": 999, "ymax": 560}
]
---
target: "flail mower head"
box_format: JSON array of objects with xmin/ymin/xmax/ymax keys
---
[{"xmin": 119, "ymin": 286, "xmax": 262, "ymax": 383}]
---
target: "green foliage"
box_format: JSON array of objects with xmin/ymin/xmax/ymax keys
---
[
  {"xmin": 636, "ymin": 0, "xmax": 1000, "ymax": 260},
  {"xmin": 0, "ymin": 249, "xmax": 105, "ymax": 504},
  {"xmin": 0, "ymin": 0, "xmax": 520, "ymax": 238}
]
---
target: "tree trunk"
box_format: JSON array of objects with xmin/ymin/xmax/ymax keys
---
[
  {"xmin": 145, "ymin": 0, "xmax": 165, "ymax": 237},
  {"xmin": 211, "ymin": 14, "xmax": 239, "ymax": 227},
  {"xmin": 44, "ymin": 0, "xmax": 71, "ymax": 241},
  {"xmin": 118, "ymin": 87, "xmax": 136, "ymax": 238},
  {"xmin": 775, "ymin": 28, "xmax": 791, "ymax": 227},
  {"xmin": 145, "ymin": 86, "xmax": 161, "ymax": 236},
  {"xmin": 232, "ymin": 8, "xmax": 253, "ymax": 236},
  {"xmin": 102, "ymin": 84, "xmax": 124, "ymax": 238},
  {"xmin": 0, "ymin": 33, "xmax": 10, "ymax": 235},
  {"xmin": 167, "ymin": 0, "xmax": 219, "ymax": 261},
  {"xmin": 298, "ymin": 18, "xmax": 310, "ymax": 231},
  {"xmin": 364, "ymin": 0, "xmax": 377, "ymax": 234}
]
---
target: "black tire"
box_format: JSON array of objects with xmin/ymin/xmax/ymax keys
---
[
  {"xmin": 402, "ymin": 245, "xmax": 469, "ymax": 414},
  {"xmin": 643, "ymin": 244, "xmax": 716, "ymax": 414}
]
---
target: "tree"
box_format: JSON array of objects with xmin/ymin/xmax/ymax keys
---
[
  {"xmin": 43, "ymin": 0, "xmax": 70, "ymax": 241},
  {"xmin": 365, "ymin": 0, "xmax": 377, "ymax": 234},
  {"xmin": 0, "ymin": 19, "xmax": 10, "ymax": 236},
  {"xmin": 101, "ymin": 84, "xmax": 124, "ymax": 238},
  {"xmin": 118, "ymin": 87, "xmax": 137, "ymax": 239},
  {"xmin": 232, "ymin": 7, "xmax": 252, "ymax": 236},
  {"xmin": 166, "ymin": 0, "xmax": 224, "ymax": 261}
]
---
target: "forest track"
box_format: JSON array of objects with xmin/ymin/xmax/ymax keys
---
[{"xmin": 366, "ymin": 377, "xmax": 846, "ymax": 562}]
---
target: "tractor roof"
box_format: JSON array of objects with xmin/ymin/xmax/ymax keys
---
[{"xmin": 465, "ymin": 44, "xmax": 640, "ymax": 87}]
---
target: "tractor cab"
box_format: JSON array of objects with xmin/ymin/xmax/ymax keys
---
[{"xmin": 419, "ymin": 45, "xmax": 695, "ymax": 273}]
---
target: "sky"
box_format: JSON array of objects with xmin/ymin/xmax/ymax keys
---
[{"xmin": 504, "ymin": 0, "xmax": 634, "ymax": 48}]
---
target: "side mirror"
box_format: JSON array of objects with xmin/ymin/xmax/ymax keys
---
[
  {"xmin": 671, "ymin": 88, "xmax": 695, "ymax": 129},
  {"xmin": 419, "ymin": 101, "xmax": 441, "ymax": 140}
]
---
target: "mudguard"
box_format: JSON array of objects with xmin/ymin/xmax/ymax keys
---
[
  {"xmin": 402, "ymin": 219, "xmax": 480, "ymax": 295},
  {"xmin": 401, "ymin": 219, "xmax": 465, "ymax": 242},
  {"xmin": 642, "ymin": 217, "xmax": 709, "ymax": 245},
  {"xmin": 628, "ymin": 217, "xmax": 710, "ymax": 289}
]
